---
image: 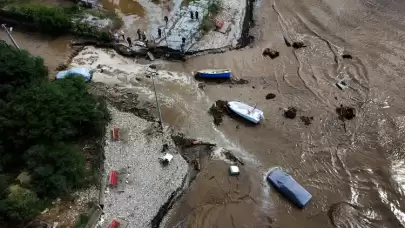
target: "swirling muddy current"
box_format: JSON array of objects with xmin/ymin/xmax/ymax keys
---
[{"xmin": 1, "ymin": 0, "xmax": 405, "ymax": 226}]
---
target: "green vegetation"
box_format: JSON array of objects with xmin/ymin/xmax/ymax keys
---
[
  {"xmin": 208, "ymin": 0, "xmax": 221, "ymax": 15},
  {"xmin": 199, "ymin": 0, "xmax": 222, "ymax": 34},
  {"xmin": 0, "ymin": 2, "xmax": 122, "ymax": 41},
  {"xmin": 201, "ymin": 17, "xmax": 215, "ymax": 33},
  {"xmin": 0, "ymin": 42, "xmax": 110, "ymax": 223}
]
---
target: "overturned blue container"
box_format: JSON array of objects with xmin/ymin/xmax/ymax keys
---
[
  {"xmin": 266, "ymin": 168, "xmax": 312, "ymax": 208},
  {"xmin": 56, "ymin": 67, "xmax": 92, "ymax": 82}
]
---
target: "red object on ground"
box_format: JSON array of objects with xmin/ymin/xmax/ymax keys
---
[
  {"xmin": 109, "ymin": 170, "xmax": 118, "ymax": 186},
  {"xmin": 108, "ymin": 219, "xmax": 120, "ymax": 228},
  {"xmin": 112, "ymin": 126, "xmax": 120, "ymax": 140},
  {"xmin": 215, "ymin": 20, "xmax": 224, "ymax": 29}
]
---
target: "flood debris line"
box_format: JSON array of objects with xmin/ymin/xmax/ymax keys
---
[
  {"xmin": 265, "ymin": 93, "xmax": 276, "ymax": 100},
  {"xmin": 284, "ymin": 107, "xmax": 297, "ymax": 119},
  {"xmin": 99, "ymin": 106, "xmax": 188, "ymax": 228},
  {"xmin": 262, "ymin": 48, "xmax": 279, "ymax": 59},
  {"xmin": 90, "ymin": 83, "xmax": 156, "ymax": 122},
  {"xmin": 209, "ymin": 100, "xmax": 230, "ymax": 125},
  {"xmin": 300, "ymin": 116, "xmax": 314, "ymax": 125}
]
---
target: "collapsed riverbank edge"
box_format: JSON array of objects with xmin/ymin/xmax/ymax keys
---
[
  {"xmin": 87, "ymin": 83, "xmax": 242, "ymax": 228},
  {"xmin": 0, "ymin": 0, "xmax": 255, "ymax": 58}
]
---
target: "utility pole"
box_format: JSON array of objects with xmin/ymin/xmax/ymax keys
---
[
  {"xmin": 1, "ymin": 24, "xmax": 20, "ymax": 50},
  {"xmin": 148, "ymin": 65, "xmax": 164, "ymax": 131}
]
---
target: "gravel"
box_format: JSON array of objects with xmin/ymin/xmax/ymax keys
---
[{"xmin": 98, "ymin": 106, "xmax": 188, "ymax": 228}]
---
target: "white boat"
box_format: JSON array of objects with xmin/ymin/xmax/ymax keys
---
[{"xmin": 228, "ymin": 101, "xmax": 264, "ymax": 124}]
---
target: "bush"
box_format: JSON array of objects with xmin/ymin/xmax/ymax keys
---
[
  {"xmin": 7, "ymin": 3, "xmax": 73, "ymax": 32},
  {"xmin": 0, "ymin": 77, "xmax": 110, "ymax": 170},
  {"xmin": 208, "ymin": 0, "xmax": 221, "ymax": 15},
  {"xmin": 0, "ymin": 185, "xmax": 43, "ymax": 221},
  {"xmin": 201, "ymin": 17, "xmax": 215, "ymax": 33},
  {"xmin": 24, "ymin": 143, "xmax": 88, "ymax": 198},
  {"xmin": 0, "ymin": 42, "xmax": 48, "ymax": 98}
]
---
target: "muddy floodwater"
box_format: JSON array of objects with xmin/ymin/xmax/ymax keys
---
[{"xmin": 2, "ymin": 0, "xmax": 405, "ymax": 227}]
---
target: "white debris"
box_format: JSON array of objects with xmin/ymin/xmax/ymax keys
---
[{"xmin": 229, "ymin": 165, "xmax": 240, "ymax": 175}]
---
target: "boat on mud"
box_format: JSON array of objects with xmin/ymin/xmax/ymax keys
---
[
  {"xmin": 228, "ymin": 101, "xmax": 264, "ymax": 124},
  {"xmin": 197, "ymin": 69, "xmax": 232, "ymax": 79},
  {"xmin": 266, "ymin": 167, "xmax": 312, "ymax": 208}
]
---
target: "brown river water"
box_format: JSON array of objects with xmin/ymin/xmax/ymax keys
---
[{"xmin": 1, "ymin": 0, "xmax": 405, "ymax": 227}]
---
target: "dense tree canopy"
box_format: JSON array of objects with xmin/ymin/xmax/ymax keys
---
[
  {"xmin": 0, "ymin": 43, "xmax": 110, "ymax": 223},
  {"xmin": 0, "ymin": 41, "xmax": 48, "ymax": 98}
]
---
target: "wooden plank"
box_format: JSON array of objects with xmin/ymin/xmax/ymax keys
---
[{"xmin": 147, "ymin": 52, "xmax": 155, "ymax": 61}]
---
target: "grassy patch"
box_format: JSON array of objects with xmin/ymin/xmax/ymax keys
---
[
  {"xmin": 151, "ymin": 0, "xmax": 161, "ymax": 4},
  {"xmin": 208, "ymin": 0, "xmax": 221, "ymax": 15}
]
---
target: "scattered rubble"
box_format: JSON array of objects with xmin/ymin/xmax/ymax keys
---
[
  {"xmin": 336, "ymin": 105, "xmax": 356, "ymax": 120},
  {"xmin": 300, "ymin": 116, "xmax": 314, "ymax": 125},
  {"xmin": 265, "ymin": 93, "xmax": 276, "ymax": 100},
  {"xmin": 209, "ymin": 100, "xmax": 230, "ymax": 125},
  {"xmin": 292, "ymin": 42, "xmax": 306, "ymax": 49},
  {"xmin": 284, "ymin": 107, "xmax": 297, "ymax": 119},
  {"xmin": 262, "ymin": 48, "xmax": 279, "ymax": 59}
]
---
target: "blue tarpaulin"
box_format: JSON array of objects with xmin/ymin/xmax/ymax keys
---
[
  {"xmin": 56, "ymin": 67, "xmax": 92, "ymax": 81},
  {"xmin": 266, "ymin": 168, "xmax": 312, "ymax": 208}
]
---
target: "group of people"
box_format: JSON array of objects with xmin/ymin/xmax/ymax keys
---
[{"xmin": 111, "ymin": 29, "xmax": 148, "ymax": 47}]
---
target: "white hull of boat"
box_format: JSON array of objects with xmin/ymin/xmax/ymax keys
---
[{"xmin": 228, "ymin": 101, "xmax": 264, "ymax": 124}]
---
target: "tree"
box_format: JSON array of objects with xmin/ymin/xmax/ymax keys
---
[
  {"xmin": 0, "ymin": 77, "xmax": 110, "ymax": 169},
  {"xmin": 0, "ymin": 185, "xmax": 43, "ymax": 221},
  {"xmin": 0, "ymin": 41, "xmax": 48, "ymax": 98},
  {"xmin": 24, "ymin": 143, "xmax": 88, "ymax": 198}
]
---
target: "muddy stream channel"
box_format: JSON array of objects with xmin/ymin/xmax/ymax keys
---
[{"xmin": 2, "ymin": 0, "xmax": 405, "ymax": 227}]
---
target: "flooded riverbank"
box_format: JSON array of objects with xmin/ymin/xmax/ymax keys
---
[{"xmin": 2, "ymin": 0, "xmax": 405, "ymax": 226}]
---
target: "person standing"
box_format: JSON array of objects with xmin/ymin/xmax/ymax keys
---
[
  {"xmin": 137, "ymin": 29, "xmax": 142, "ymax": 40},
  {"xmin": 142, "ymin": 31, "xmax": 147, "ymax": 41},
  {"xmin": 158, "ymin": 28, "xmax": 162, "ymax": 38},
  {"xmin": 195, "ymin": 11, "xmax": 199, "ymax": 20},
  {"xmin": 127, "ymin": 37, "xmax": 132, "ymax": 47},
  {"xmin": 119, "ymin": 30, "xmax": 125, "ymax": 40},
  {"xmin": 113, "ymin": 31, "xmax": 119, "ymax": 43},
  {"xmin": 164, "ymin": 16, "xmax": 168, "ymax": 26},
  {"xmin": 190, "ymin": 11, "xmax": 194, "ymax": 20}
]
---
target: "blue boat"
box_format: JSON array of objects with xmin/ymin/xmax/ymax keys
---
[
  {"xmin": 266, "ymin": 167, "xmax": 312, "ymax": 208},
  {"xmin": 197, "ymin": 69, "xmax": 231, "ymax": 79}
]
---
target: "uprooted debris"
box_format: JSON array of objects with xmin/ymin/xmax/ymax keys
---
[
  {"xmin": 292, "ymin": 42, "xmax": 306, "ymax": 49},
  {"xmin": 336, "ymin": 105, "xmax": 356, "ymax": 120},
  {"xmin": 265, "ymin": 93, "xmax": 276, "ymax": 100},
  {"xmin": 209, "ymin": 100, "xmax": 230, "ymax": 125},
  {"xmin": 284, "ymin": 107, "xmax": 297, "ymax": 119},
  {"xmin": 262, "ymin": 48, "xmax": 280, "ymax": 59},
  {"xmin": 300, "ymin": 116, "xmax": 314, "ymax": 125},
  {"xmin": 342, "ymin": 54, "xmax": 353, "ymax": 59}
]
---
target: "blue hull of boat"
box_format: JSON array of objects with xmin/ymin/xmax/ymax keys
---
[
  {"xmin": 267, "ymin": 168, "xmax": 312, "ymax": 208},
  {"xmin": 199, "ymin": 72, "xmax": 231, "ymax": 79}
]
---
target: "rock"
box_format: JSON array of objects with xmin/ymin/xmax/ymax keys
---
[
  {"xmin": 284, "ymin": 107, "xmax": 297, "ymax": 119},
  {"xmin": 265, "ymin": 93, "xmax": 276, "ymax": 100},
  {"xmin": 336, "ymin": 105, "xmax": 355, "ymax": 120},
  {"xmin": 231, "ymin": 78, "xmax": 249, "ymax": 84},
  {"xmin": 342, "ymin": 54, "xmax": 352, "ymax": 59},
  {"xmin": 252, "ymin": 86, "xmax": 256, "ymax": 89},
  {"xmin": 262, "ymin": 48, "xmax": 280, "ymax": 59},
  {"xmin": 292, "ymin": 42, "xmax": 306, "ymax": 49},
  {"xmin": 300, "ymin": 116, "xmax": 314, "ymax": 125}
]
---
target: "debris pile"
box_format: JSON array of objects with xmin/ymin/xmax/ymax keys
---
[
  {"xmin": 284, "ymin": 107, "xmax": 297, "ymax": 119},
  {"xmin": 300, "ymin": 116, "xmax": 314, "ymax": 125},
  {"xmin": 209, "ymin": 100, "xmax": 230, "ymax": 125},
  {"xmin": 292, "ymin": 42, "xmax": 306, "ymax": 49},
  {"xmin": 262, "ymin": 48, "xmax": 279, "ymax": 59},
  {"xmin": 336, "ymin": 105, "xmax": 356, "ymax": 120}
]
